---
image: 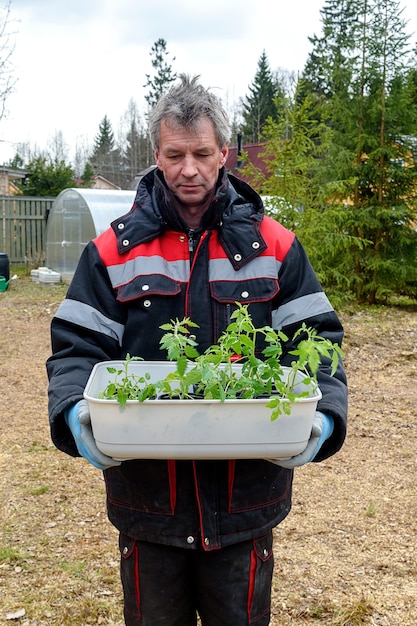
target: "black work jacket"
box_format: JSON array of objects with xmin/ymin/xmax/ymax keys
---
[{"xmin": 47, "ymin": 168, "xmax": 348, "ymax": 551}]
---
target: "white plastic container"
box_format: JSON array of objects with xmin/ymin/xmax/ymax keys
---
[
  {"xmin": 38, "ymin": 268, "xmax": 61, "ymax": 284},
  {"xmin": 84, "ymin": 360, "xmax": 322, "ymax": 460},
  {"xmin": 31, "ymin": 267, "xmax": 48, "ymax": 282}
]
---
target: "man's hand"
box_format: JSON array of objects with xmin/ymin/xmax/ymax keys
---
[
  {"xmin": 267, "ymin": 411, "xmax": 334, "ymax": 469},
  {"xmin": 65, "ymin": 400, "xmax": 121, "ymax": 470}
]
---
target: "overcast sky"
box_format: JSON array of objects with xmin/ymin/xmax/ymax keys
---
[{"xmin": 1, "ymin": 0, "xmax": 417, "ymax": 164}]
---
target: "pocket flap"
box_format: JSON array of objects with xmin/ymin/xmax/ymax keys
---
[
  {"xmin": 254, "ymin": 533, "xmax": 273, "ymax": 563},
  {"xmin": 116, "ymin": 275, "xmax": 181, "ymax": 302},
  {"xmin": 119, "ymin": 533, "xmax": 137, "ymax": 559},
  {"xmin": 210, "ymin": 278, "xmax": 279, "ymax": 304}
]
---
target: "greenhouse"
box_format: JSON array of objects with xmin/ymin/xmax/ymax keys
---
[{"xmin": 46, "ymin": 188, "xmax": 136, "ymax": 281}]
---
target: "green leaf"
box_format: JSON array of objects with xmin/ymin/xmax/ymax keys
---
[
  {"xmin": 184, "ymin": 369, "xmax": 202, "ymax": 386},
  {"xmin": 184, "ymin": 344, "xmax": 200, "ymax": 359},
  {"xmin": 176, "ymin": 355, "xmax": 188, "ymax": 377},
  {"xmin": 117, "ymin": 388, "xmax": 127, "ymax": 407}
]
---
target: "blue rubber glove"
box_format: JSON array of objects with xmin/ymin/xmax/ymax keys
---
[
  {"xmin": 64, "ymin": 400, "xmax": 121, "ymax": 470},
  {"xmin": 267, "ymin": 411, "xmax": 334, "ymax": 469}
]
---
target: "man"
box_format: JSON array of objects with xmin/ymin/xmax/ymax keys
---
[{"xmin": 47, "ymin": 74, "xmax": 347, "ymax": 626}]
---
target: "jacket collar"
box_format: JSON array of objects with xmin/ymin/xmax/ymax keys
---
[{"xmin": 111, "ymin": 167, "xmax": 267, "ymax": 269}]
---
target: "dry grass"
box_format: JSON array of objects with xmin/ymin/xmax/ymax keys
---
[{"xmin": 1, "ymin": 273, "xmax": 416, "ymax": 625}]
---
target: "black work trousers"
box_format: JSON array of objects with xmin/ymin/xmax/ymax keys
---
[{"xmin": 119, "ymin": 531, "xmax": 274, "ymax": 626}]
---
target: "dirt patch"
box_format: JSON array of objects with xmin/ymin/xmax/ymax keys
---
[{"xmin": 1, "ymin": 275, "xmax": 416, "ymax": 625}]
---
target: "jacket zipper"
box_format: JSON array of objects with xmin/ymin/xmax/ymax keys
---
[
  {"xmin": 184, "ymin": 230, "xmax": 207, "ymax": 318},
  {"xmin": 188, "ymin": 228, "xmax": 199, "ymax": 263},
  {"xmin": 188, "ymin": 228, "xmax": 206, "ymax": 264},
  {"xmin": 188, "ymin": 229, "xmax": 195, "ymax": 253}
]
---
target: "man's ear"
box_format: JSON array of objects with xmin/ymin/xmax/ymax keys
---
[
  {"xmin": 220, "ymin": 145, "xmax": 228, "ymax": 167},
  {"xmin": 154, "ymin": 149, "xmax": 162, "ymax": 169}
]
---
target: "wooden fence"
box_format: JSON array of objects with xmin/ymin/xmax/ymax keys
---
[{"xmin": 0, "ymin": 196, "xmax": 55, "ymax": 266}]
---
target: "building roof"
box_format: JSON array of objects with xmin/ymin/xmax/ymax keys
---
[
  {"xmin": 225, "ymin": 143, "xmax": 269, "ymax": 184},
  {"xmin": 73, "ymin": 174, "xmax": 121, "ymax": 190},
  {"xmin": 0, "ymin": 167, "xmax": 28, "ymax": 180},
  {"xmin": 0, "ymin": 168, "xmax": 28, "ymax": 196},
  {"xmin": 129, "ymin": 165, "xmax": 158, "ymax": 190}
]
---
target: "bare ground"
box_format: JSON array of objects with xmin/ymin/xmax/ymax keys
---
[{"xmin": 0, "ymin": 274, "xmax": 416, "ymax": 625}]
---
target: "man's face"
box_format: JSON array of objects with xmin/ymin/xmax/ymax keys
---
[{"xmin": 154, "ymin": 117, "xmax": 228, "ymax": 218}]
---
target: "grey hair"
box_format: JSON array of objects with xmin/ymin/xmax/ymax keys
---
[{"xmin": 148, "ymin": 74, "xmax": 231, "ymax": 150}]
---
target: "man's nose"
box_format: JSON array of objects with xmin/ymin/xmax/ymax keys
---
[{"xmin": 181, "ymin": 156, "xmax": 198, "ymax": 176}]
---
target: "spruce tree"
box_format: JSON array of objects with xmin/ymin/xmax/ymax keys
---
[
  {"xmin": 299, "ymin": 0, "xmax": 417, "ymax": 303},
  {"xmin": 80, "ymin": 161, "xmax": 95, "ymax": 188},
  {"xmin": 144, "ymin": 39, "xmax": 177, "ymax": 108},
  {"xmin": 91, "ymin": 115, "xmax": 115, "ymax": 160},
  {"xmin": 241, "ymin": 51, "xmax": 279, "ymax": 143},
  {"xmin": 90, "ymin": 115, "xmax": 122, "ymax": 186}
]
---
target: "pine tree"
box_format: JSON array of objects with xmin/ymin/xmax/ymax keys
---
[
  {"xmin": 90, "ymin": 115, "xmax": 122, "ymax": 186},
  {"xmin": 80, "ymin": 161, "xmax": 94, "ymax": 188},
  {"xmin": 91, "ymin": 115, "xmax": 115, "ymax": 159},
  {"xmin": 241, "ymin": 51, "xmax": 279, "ymax": 143},
  {"xmin": 144, "ymin": 39, "xmax": 177, "ymax": 108}
]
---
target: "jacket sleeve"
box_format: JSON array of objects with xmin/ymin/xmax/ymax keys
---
[
  {"xmin": 46, "ymin": 241, "xmax": 125, "ymax": 456},
  {"xmin": 273, "ymin": 237, "xmax": 348, "ymax": 462}
]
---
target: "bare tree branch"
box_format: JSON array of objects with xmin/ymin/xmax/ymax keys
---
[{"xmin": 0, "ymin": 0, "xmax": 17, "ymax": 123}]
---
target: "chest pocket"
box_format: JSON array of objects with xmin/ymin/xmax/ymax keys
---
[
  {"xmin": 115, "ymin": 274, "xmax": 182, "ymax": 303},
  {"xmin": 210, "ymin": 276, "xmax": 279, "ymax": 304},
  {"xmin": 210, "ymin": 277, "xmax": 280, "ymax": 341}
]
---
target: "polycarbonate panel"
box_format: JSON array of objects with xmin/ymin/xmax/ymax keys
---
[{"xmin": 46, "ymin": 188, "xmax": 136, "ymax": 280}]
